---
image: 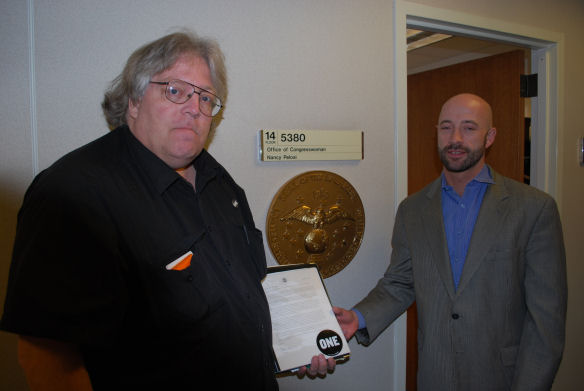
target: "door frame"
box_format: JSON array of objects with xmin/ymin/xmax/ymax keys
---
[{"xmin": 391, "ymin": 1, "xmax": 564, "ymax": 389}]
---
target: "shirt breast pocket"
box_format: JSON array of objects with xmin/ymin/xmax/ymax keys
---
[
  {"xmin": 219, "ymin": 206, "xmax": 267, "ymax": 280},
  {"xmin": 241, "ymin": 224, "xmax": 267, "ymax": 279},
  {"xmin": 146, "ymin": 236, "xmax": 226, "ymax": 331}
]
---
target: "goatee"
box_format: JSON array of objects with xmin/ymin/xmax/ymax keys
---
[{"xmin": 439, "ymin": 142, "xmax": 485, "ymax": 173}]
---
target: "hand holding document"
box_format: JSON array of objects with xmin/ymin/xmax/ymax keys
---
[{"xmin": 262, "ymin": 264, "xmax": 350, "ymax": 373}]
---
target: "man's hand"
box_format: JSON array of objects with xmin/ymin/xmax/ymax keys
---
[
  {"xmin": 296, "ymin": 306, "xmax": 360, "ymax": 378},
  {"xmin": 332, "ymin": 306, "xmax": 359, "ymax": 340},
  {"xmin": 296, "ymin": 354, "xmax": 336, "ymax": 378}
]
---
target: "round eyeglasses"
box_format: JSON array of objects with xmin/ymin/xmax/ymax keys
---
[{"xmin": 149, "ymin": 79, "xmax": 223, "ymax": 117}]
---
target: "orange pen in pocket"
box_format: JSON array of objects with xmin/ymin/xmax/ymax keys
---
[{"xmin": 165, "ymin": 251, "xmax": 193, "ymax": 271}]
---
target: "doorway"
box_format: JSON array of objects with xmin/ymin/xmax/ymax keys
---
[
  {"xmin": 391, "ymin": 3, "xmax": 562, "ymax": 390},
  {"xmin": 406, "ymin": 45, "xmax": 528, "ymax": 391}
]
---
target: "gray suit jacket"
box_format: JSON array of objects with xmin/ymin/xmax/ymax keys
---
[{"xmin": 355, "ymin": 168, "xmax": 567, "ymax": 391}]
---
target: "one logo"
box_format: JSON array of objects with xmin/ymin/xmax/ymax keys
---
[{"xmin": 316, "ymin": 329, "xmax": 343, "ymax": 356}]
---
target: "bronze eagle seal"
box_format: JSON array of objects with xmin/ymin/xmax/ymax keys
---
[{"xmin": 266, "ymin": 171, "xmax": 365, "ymax": 278}]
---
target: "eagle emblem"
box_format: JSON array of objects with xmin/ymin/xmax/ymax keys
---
[{"xmin": 280, "ymin": 205, "xmax": 354, "ymax": 254}]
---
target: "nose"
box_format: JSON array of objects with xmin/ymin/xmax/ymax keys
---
[
  {"xmin": 182, "ymin": 93, "xmax": 201, "ymax": 117},
  {"xmin": 450, "ymin": 125, "xmax": 464, "ymax": 143}
]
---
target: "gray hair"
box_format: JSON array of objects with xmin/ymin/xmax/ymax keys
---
[{"xmin": 102, "ymin": 30, "xmax": 227, "ymax": 129}]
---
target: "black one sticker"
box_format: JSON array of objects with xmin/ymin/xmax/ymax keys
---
[{"xmin": 316, "ymin": 329, "xmax": 343, "ymax": 356}]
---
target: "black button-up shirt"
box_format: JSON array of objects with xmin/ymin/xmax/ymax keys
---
[{"xmin": 1, "ymin": 126, "xmax": 277, "ymax": 390}]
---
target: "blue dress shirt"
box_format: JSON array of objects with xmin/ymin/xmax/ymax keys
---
[{"xmin": 441, "ymin": 165, "xmax": 493, "ymax": 290}]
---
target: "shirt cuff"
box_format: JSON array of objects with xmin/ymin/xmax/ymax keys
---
[{"xmin": 353, "ymin": 308, "xmax": 366, "ymax": 330}]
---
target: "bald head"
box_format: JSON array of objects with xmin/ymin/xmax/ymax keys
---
[{"xmin": 439, "ymin": 93, "xmax": 493, "ymax": 130}]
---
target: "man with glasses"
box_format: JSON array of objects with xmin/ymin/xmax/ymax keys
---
[{"xmin": 1, "ymin": 30, "xmax": 333, "ymax": 390}]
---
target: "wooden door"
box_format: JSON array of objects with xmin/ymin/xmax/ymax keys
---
[{"xmin": 406, "ymin": 49, "xmax": 525, "ymax": 390}]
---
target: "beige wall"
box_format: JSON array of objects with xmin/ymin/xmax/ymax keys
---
[{"xmin": 0, "ymin": 0, "xmax": 582, "ymax": 390}]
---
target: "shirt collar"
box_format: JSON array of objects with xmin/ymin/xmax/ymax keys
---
[
  {"xmin": 441, "ymin": 164, "xmax": 494, "ymax": 189},
  {"xmin": 121, "ymin": 125, "xmax": 223, "ymax": 194},
  {"xmin": 120, "ymin": 126, "xmax": 178, "ymax": 193},
  {"xmin": 121, "ymin": 125, "xmax": 219, "ymax": 194},
  {"xmin": 474, "ymin": 164, "xmax": 494, "ymax": 184},
  {"xmin": 192, "ymin": 149, "xmax": 222, "ymax": 193}
]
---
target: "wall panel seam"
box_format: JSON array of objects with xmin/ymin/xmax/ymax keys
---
[{"xmin": 28, "ymin": 0, "xmax": 38, "ymax": 176}]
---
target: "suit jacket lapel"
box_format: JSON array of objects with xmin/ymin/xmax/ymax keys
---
[
  {"xmin": 456, "ymin": 170, "xmax": 510, "ymax": 295},
  {"xmin": 421, "ymin": 178, "xmax": 457, "ymax": 300}
]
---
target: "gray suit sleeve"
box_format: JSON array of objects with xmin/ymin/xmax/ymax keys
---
[
  {"xmin": 512, "ymin": 196, "xmax": 567, "ymax": 390},
  {"xmin": 353, "ymin": 201, "xmax": 416, "ymax": 345}
]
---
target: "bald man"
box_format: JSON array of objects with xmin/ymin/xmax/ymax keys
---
[{"xmin": 334, "ymin": 93, "xmax": 567, "ymax": 390}]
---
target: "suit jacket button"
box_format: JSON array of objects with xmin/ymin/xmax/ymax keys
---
[{"xmin": 452, "ymin": 313, "xmax": 460, "ymax": 319}]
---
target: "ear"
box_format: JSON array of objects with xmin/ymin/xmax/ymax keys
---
[
  {"xmin": 485, "ymin": 127, "xmax": 497, "ymax": 148},
  {"xmin": 127, "ymin": 98, "xmax": 140, "ymax": 121}
]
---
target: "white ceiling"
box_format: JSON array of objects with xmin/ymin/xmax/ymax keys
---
[{"xmin": 407, "ymin": 31, "xmax": 529, "ymax": 75}]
